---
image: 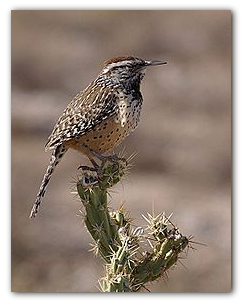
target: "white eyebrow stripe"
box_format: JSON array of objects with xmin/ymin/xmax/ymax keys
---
[{"xmin": 102, "ymin": 60, "xmax": 132, "ymax": 73}]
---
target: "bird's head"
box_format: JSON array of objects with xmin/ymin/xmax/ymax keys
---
[{"xmin": 99, "ymin": 56, "xmax": 167, "ymax": 89}]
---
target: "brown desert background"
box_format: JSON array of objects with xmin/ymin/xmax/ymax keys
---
[{"xmin": 11, "ymin": 10, "xmax": 231, "ymax": 292}]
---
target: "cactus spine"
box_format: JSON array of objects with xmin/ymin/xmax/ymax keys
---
[{"xmin": 76, "ymin": 157, "xmax": 190, "ymax": 292}]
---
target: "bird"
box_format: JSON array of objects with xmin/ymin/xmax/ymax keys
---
[{"xmin": 29, "ymin": 56, "xmax": 167, "ymax": 218}]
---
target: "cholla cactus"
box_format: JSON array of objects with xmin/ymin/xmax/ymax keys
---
[{"xmin": 76, "ymin": 156, "xmax": 191, "ymax": 292}]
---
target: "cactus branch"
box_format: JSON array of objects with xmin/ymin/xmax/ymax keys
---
[{"xmin": 76, "ymin": 156, "xmax": 191, "ymax": 292}]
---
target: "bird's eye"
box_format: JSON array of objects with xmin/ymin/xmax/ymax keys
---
[{"xmin": 114, "ymin": 65, "xmax": 126, "ymax": 70}]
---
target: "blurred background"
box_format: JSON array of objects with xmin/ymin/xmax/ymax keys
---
[{"xmin": 11, "ymin": 10, "xmax": 231, "ymax": 292}]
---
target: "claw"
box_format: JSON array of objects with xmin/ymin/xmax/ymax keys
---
[
  {"xmin": 78, "ymin": 150, "xmax": 127, "ymax": 183},
  {"xmin": 78, "ymin": 156, "xmax": 100, "ymax": 173},
  {"xmin": 78, "ymin": 165, "xmax": 98, "ymax": 172},
  {"xmin": 90, "ymin": 150, "xmax": 127, "ymax": 165}
]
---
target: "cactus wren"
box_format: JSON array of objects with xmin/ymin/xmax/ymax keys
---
[{"xmin": 29, "ymin": 56, "xmax": 167, "ymax": 218}]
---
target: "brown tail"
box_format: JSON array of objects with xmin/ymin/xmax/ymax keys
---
[{"xmin": 29, "ymin": 144, "xmax": 68, "ymax": 218}]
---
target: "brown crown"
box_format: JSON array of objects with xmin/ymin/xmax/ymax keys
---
[{"xmin": 103, "ymin": 56, "xmax": 138, "ymax": 67}]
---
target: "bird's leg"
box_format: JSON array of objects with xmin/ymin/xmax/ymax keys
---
[
  {"xmin": 78, "ymin": 165, "xmax": 97, "ymax": 172},
  {"xmin": 77, "ymin": 147, "xmax": 126, "ymax": 179},
  {"xmin": 76, "ymin": 144, "xmax": 101, "ymax": 172},
  {"xmin": 78, "ymin": 157, "xmax": 100, "ymax": 172},
  {"xmin": 78, "ymin": 154, "xmax": 105, "ymax": 180},
  {"xmin": 89, "ymin": 157, "xmax": 100, "ymax": 169},
  {"xmin": 90, "ymin": 149, "xmax": 127, "ymax": 166}
]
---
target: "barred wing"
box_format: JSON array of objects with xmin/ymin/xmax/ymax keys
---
[{"xmin": 45, "ymin": 84, "xmax": 117, "ymax": 150}]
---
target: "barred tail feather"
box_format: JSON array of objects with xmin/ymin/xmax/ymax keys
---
[{"xmin": 29, "ymin": 144, "xmax": 67, "ymax": 218}]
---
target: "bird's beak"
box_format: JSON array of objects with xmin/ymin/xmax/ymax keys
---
[{"xmin": 145, "ymin": 60, "xmax": 167, "ymax": 66}]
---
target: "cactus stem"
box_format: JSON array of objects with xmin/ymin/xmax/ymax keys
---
[{"xmin": 76, "ymin": 154, "xmax": 192, "ymax": 292}]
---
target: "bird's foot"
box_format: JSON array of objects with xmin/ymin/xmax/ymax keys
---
[
  {"xmin": 78, "ymin": 156, "xmax": 100, "ymax": 172},
  {"xmin": 78, "ymin": 165, "xmax": 98, "ymax": 172},
  {"xmin": 90, "ymin": 150, "xmax": 127, "ymax": 166},
  {"xmin": 78, "ymin": 151, "xmax": 127, "ymax": 183}
]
